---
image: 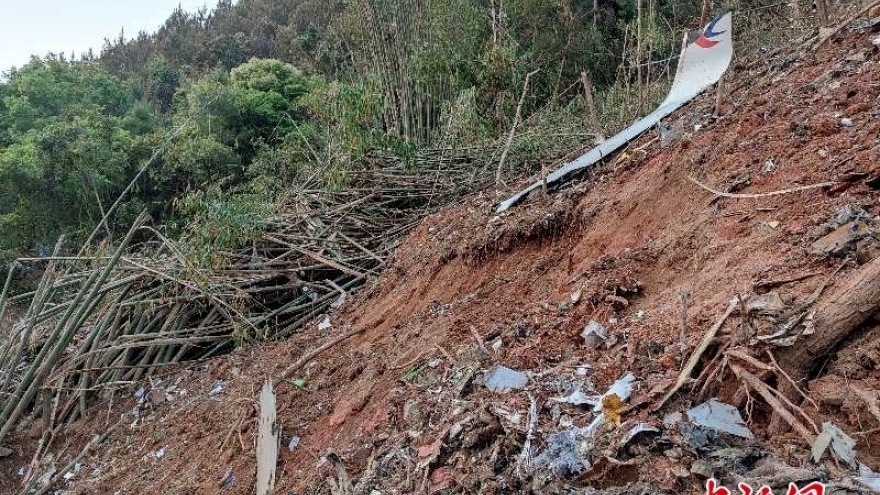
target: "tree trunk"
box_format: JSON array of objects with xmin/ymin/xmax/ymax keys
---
[{"xmin": 770, "ymin": 257, "xmax": 880, "ymax": 432}]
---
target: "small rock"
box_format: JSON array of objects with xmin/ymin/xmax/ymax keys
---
[
  {"xmin": 0, "ymin": 446, "xmax": 12, "ymax": 458},
  {"xmin": 810, "ymin": 221, "xmax": 870, "ymax": 257}
]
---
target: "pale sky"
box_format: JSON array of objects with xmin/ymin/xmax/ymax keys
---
[{"xmin": 0, "ymin": 1, "xmax": 216, "ymax": 74}]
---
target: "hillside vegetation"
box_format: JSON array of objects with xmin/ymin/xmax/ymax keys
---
[{"xmin": 0, "ymin": 0, "xmax": 726, "ymax": 263}]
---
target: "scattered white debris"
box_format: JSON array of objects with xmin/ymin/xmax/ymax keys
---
[
  {"xmin": 762, "ymin": 159, "xmax": 776, "ymax": 173},
  {"xmin": 622, "ymin": 423, "xmax": 660, "ymax": 446},
  {"xmin": 153, "ymin": 447, "xmax": 166, "ymax": 459},
  {"xmin": 575, "ymin": 365, "xmax": 590, "ymax": 376},
  {"xmin": 301, "ymin": 285, "xmax": 318, "ymax": 301},
  {"xmin": 491, "ymin": 339, "xmax": 503, "ymax": 353},
  {"xmin": 551, "ymin": 387, "xmax": 593, "ymax": 406},
  {"xmin": 687, "ymin": 399, "xmax": 753, "ymax": 438},
  {"xmin": 209, "ymin": 381, "xmax": 227, "ymax": 396},
  {"xmin": 318, "ymin": 315, "xmax": 332, "ymax": 331},
  {"xmin": 288, "ymin": 436, "xmax": 300, "ymax": 451},
  {"xmin": 854, "ymin": 463, "xmax": 880, "ymax": 492},
  {"xmin": 62, "ymin": 463, "xmax": 83, "ymax": 481},
  {"xmin": 327, "ymin": 279, "xmax": 347, "ymax": 308},
  {"xmin": 134, "ymin": 387, "xmax": 147, "ymax": 402},
  {"xmin": 663, "ymin": 411, "xmax": 684, "ymax": 426},
  {"xmin": 840, "ymin": 117, "xmax": 854, "ymax": 127},
  {"xmin": 581, "ymin": 320, "xmax": 607, "ymax": 349},
  {"xmin": 593, "ymin": 372, "xmax": 637, "ymax": 413},
  {"xmin": 484, "ymin": 366, "xmax": 529, "ymax": 393},
  {"xmin": 813, "ymin": 422, "xmax": 856, "ymax": 467}
]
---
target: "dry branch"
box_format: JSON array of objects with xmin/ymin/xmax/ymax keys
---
[
  {"xmin": 655, "ymin": 298, "xmax": 738, "ymax": 410},
  {"xmin": 688, "ymin": 176, "xmax": 835, "ymax": 199}
]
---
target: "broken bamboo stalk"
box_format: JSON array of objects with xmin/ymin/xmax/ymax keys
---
[{"xmin": 496, "ymin": 69, "xmax": 539, "ymax": 186}]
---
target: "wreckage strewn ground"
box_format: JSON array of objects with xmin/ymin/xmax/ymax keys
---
[{"xmin": 3, "ymin": 30, "xmax": 880, "ymax": 495}]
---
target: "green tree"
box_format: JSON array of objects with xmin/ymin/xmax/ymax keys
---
[{"xmin": 0, "ymin": 57, "xmax": 151, "ymax": 257}]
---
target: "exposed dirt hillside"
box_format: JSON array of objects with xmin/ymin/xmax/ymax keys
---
[{"xmin": 4, "ymin": 28, "xmax": 880, "ymax": 495}]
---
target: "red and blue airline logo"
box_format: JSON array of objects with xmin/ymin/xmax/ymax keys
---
[{"xmin": 695, "ymin": 17, "xmax": 726, "ymax": 48}]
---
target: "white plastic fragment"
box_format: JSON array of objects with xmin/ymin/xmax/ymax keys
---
[
  {"xmin": 551, "ymin": 387, "xmax": 593, "ymax": 406},
  {"xmin": 622, "ymin": 423, "xmax": 660, "ymax": 446},
  {"xmin": 663, "ymin": 411, "xmax": 683, "ymax": 426},
  {"xmin": 484, "ymin": 366, "xmax": 528, "ymax": 392},
  {"xmin": 854, "ymin": 463, "xmax": 880, "ymax": 492},
  {"xmin": 209, "ymin": 380, "xmax": 227, "ymax": 396},
  {"xmin": 840, "ymin": 117, "xmax": 854, "ymax": 127},
  {"xmin": 288, "ymin": 436, "xmax": 300, "ymax": 451},
  {"xmin": 153, "ymin": 447, "xmax": 166, "ymax": 459},
  {"xmin": 686, "ymin": 399, "xmax": 753, "ymax": 438},
  {"xmin": 301, "ymin": 285, "xmax": 318, "ymax": 301},
  {"xmin": 820, "ymin": 422, "xmax": 856, "ymax": 467},
  {"xmin": 581, "ymin": 320, "xmax": 607, "ymax": 349},
  {"xmin": 327, "ymin": 279, "xmax": 347, "ymax": 309},
  {"xmin": 318, "ymin": 315, "xmax": 332, "ymax": 331},
  {"xmin": 593, "ymin": 372, "xmax": 637, "ymax": 413},
  {"xmin": 582, "ymin": 373, "xmax": 638, "ymax": 437},
  {"xmin": 812, "ymin": 428, "xmax": 832, "ymax": 463}
]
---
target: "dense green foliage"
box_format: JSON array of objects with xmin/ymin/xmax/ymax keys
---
[{"xmin": 1, "ymin": 0, "xmax": 736, "ymax": 262}]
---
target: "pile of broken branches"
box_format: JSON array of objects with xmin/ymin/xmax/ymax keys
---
[{"xmin": 0, "ymin": 152, "xmax": 494, "ymax": 447}]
